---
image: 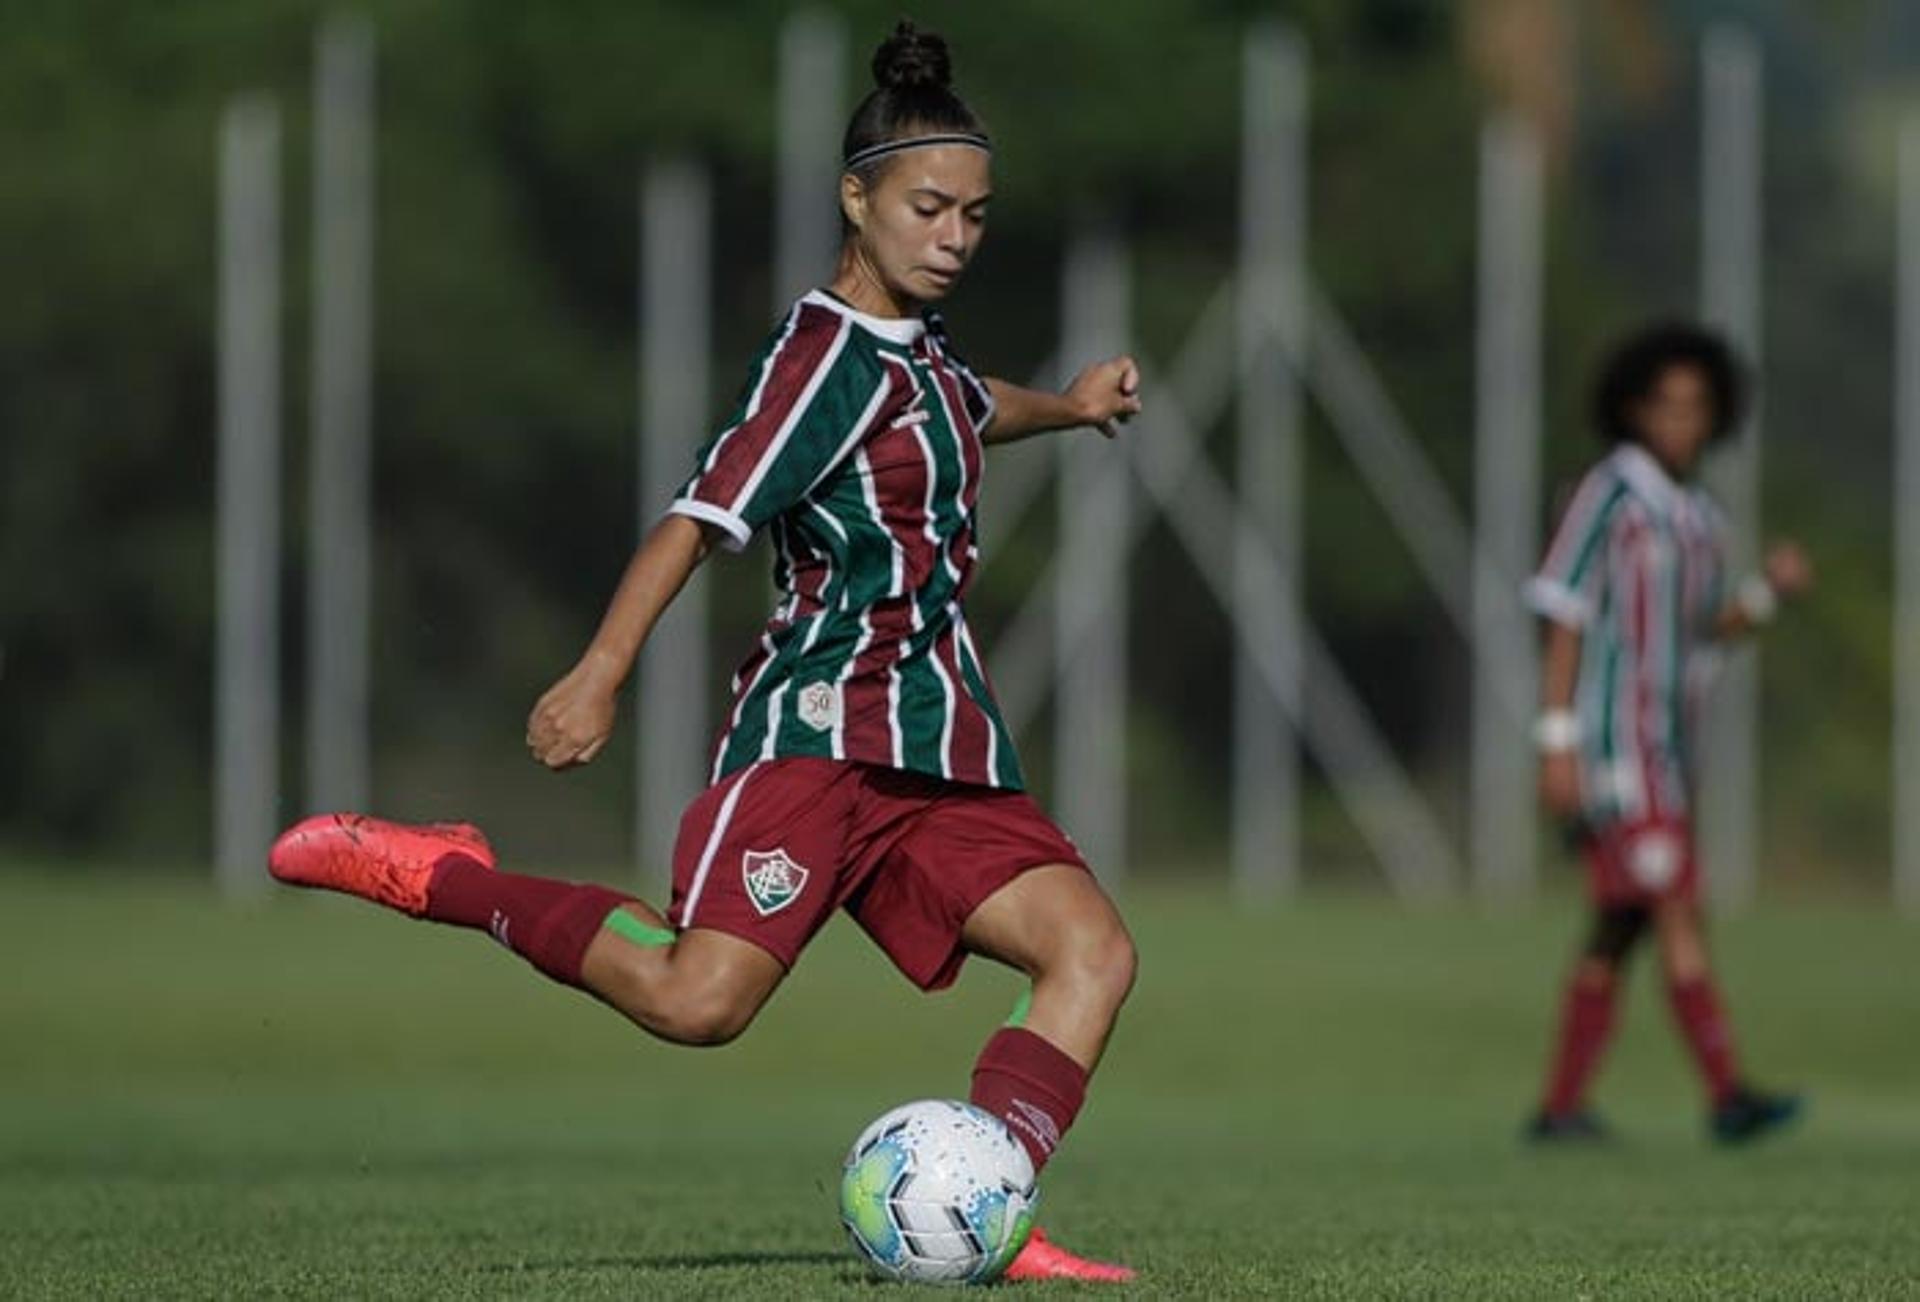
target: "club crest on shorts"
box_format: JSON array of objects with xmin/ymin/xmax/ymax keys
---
[
  {"xmin": 1625, "ymin": 829, "xmax": 1682, "ymax": 891},
  {"xmin": 742, "ymin": 848, "xmax": 809, "ymax": 917}
]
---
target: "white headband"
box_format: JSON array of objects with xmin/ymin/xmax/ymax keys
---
[{"xmin": 842, "ymin": 132, "xmax": 992, "ymax": 173}]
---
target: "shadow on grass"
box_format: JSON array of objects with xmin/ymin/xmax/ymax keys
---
[{"xmin": 481, "ymin": 1249, "xmax": 857, "ymax": 1274}]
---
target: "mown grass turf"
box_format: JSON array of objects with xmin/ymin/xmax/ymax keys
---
[{"xmin": 4, "ymin": 871, "xmax": 1918, "ymax": 1298}]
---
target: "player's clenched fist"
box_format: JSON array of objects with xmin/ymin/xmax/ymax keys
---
[
  {"xmin": 1763, "ymin": 539, "xmax": 1813, "ymax": 599},
  {"xmin": 526, "ymin": 660, "xmax": 618, "ymax": 769},
  {"xmin": 1064, "ymin": 355, "xmax": 1142, "ymax": 439}
]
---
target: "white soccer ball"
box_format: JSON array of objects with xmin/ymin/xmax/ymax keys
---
[{"xmin": 839, "ymin": 1099, "xmax": 1039, "ymax": 1286}]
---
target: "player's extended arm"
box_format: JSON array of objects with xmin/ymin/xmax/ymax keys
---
[
  {"xmin": 981, "ymin": 356, "xmax": 1141, "ymax": 446},
  {"xmin": 526, "ymin": 513, "xmax": 719, "ymax": 770},
  {"xmin": 1537, "ymin": 619, "xmax": 1585, "ymax": 820},
  {"xmin": 1710, "ymin": 539, "xmax": 1814, "ymax": 641}
]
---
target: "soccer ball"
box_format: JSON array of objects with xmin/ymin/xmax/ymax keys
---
[{"xmin": 839, "ymin": 1099, "xmax": 1039, "ymax": 1286}]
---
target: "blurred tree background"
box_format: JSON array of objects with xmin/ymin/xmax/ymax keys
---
[{"xmin": 3, "ymin": 0, "xmax": 1917, "ymax": 888}]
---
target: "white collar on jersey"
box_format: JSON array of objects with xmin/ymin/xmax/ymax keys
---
[
  {"xmin": 802, "ymin": 288, "xmax": 927, "ymax": 345},
  {"xmin": 1610, "ymin": 442, "xmax": 1688, "ymax": 513}
]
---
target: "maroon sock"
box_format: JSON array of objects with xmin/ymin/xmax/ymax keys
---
[
  {"xmin": 1667, "ymin": 976, "xmax": 1739, "ymax": 1106},
  {"xmin": 424, "ymin": 853, "xmax": 637, "ymax": 989},
  {"xmin": 1541, "ymin": 975, "xmax": 1620, "ymax": 1117},
  {"xmin": 969, "ymin": 1027, "xmax": 1088, "ymax": 1174}
]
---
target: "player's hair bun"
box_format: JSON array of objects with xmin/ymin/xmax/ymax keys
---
[
  {"xmin": 872, "ymin": 21, "xmax": 951, "ymax": 93},
  {"xmin": 840, "ymin": 22, "xmax": 982, "ymax": 181}
]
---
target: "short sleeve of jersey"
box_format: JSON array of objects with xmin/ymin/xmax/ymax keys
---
[
  {"xmin": 1526, "ymin": 466, "xmax": 1625, "ymax": 628},
  {"xmin": 669, "ymin": 304, "xmax": 887, "ymax": 551}
]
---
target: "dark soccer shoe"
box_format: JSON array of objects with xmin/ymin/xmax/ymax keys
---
[
  {"xmin": 1524, "ymin": 1108, "xmax": 1614, "ymax": 1145},
  {"xmin": 1711, "ymin": 1086, "xmax": 1803, "ymax": 1145}
]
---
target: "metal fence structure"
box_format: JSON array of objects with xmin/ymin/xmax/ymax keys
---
[{"xmin": 214, "ymin": 11, "xmax": 1919, "ymax": 912}]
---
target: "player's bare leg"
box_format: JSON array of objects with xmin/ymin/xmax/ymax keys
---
[
  {"xmin": 579, "ymin": 921, "xmax": 785, "ymax": 1045},
  {"xmin": 957, "ymin": 864, "xmax": 1138, "ymax": 1284},
  {"xmin": 961, "ymin": 865, "xmax": 1137, "ymax": 1070},
  {"xmin": 1652, "ymin": 897, "xmax": 1709, "ymax": 984},
  {"xmin": 269, "ymin": 812, "xmax": 784, "ymax": 1048}
]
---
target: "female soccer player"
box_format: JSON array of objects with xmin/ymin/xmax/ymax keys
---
[
  {"xmin": 1524, "ymin": 322, "xmax": 1812, "ymax": 1145},
  {"xmin": 270, "ymin": 22, "xmax": 1140, "ymax": 1282}
]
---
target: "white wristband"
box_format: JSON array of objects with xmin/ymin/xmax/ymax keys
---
[
  {"xmin": 1736, "ymin": 574, "xmax": 1778, "ymax": 626},
  {"xmin": 1532, "ymin": 709, "xmax": 1583, "ymax": 754}
]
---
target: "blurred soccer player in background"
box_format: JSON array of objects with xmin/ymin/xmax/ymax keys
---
[
  {"xmin": 270, "ymin": 21, "xmax": 1142, "ymax": 1281},
  {"xmin": 1524, "ymin": 322, "xmax": 1813, "ymax": 1145}
]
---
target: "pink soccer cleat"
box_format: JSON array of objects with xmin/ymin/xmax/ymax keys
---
[
  {"xmin": 267, "ymin": 813, "xmax": 494, "ymax": 916},
  {"xmin": 1002, "ymin": 1227, "xmax": 1136, "ymax": 1284}
]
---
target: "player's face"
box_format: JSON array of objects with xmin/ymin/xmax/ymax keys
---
[
  {"xmin": 1633, "ymin": 363, "xmax": 1716, "ymax": 477},
  {"xmin": 847, "ymin": 145, "xmax": 991, "ymax": 305}
]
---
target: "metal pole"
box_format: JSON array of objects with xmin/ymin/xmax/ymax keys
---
[
  {"xmin": 1470, "ymin": 114, "xmax": 1545, "ymax": 901},
  {"xmin": 992, "ymin": 285, "xmax": 1232, "ymax": 737},
  {"xmin": 1895, "ymin": 116, "xmax": 1920, "ymax": 915},
  {"xmin": 638, "ymin": 161, "xmax": 713, "ymax": 888},
  {"xmin": 1124, "ymin": 363, "xmax": 1458, "ymax": 900},
  {"xmin": 775, "ymin": 9, "xmax": 845, "ymax": 311},
  {"xmin": 1232, "ymin": 21, "xmax": 1307, "ymax": 901},
  {"xmin": 1699, "ymin": 25, "xmax": 1763, "ymax": 910},
  {"xmin": 216, "ymin": 95, "xmax": 282, "ymax": 897},
  {"xmin": 1306, "ymin": 297, "xmax": 1478, "ymax": 634},
  {"xmin": 986, "ymin": 273, "xmax": 1457, "ymax": 900},
  {"xmin": 1055, "ymin": 227, "xmax": 1131, "ymax": 880},
  {"xmin": 307, "ymin": 16, "xmax": 375, "ymax": 815}
]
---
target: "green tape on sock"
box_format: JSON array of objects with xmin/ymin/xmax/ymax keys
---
[
  {"xmin": 1005, "ymin": 988, "xmax": 1033, "ymax": 1028},
  {"xmin": 602, "ymin": 908, "xmax": 675, "ymax": 949}
]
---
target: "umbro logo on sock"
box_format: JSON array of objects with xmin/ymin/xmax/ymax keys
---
[
  {"xmin": 1008, "ymin": 1099, "xmax": 1061, "ymax": 1155},
  {"xmin": 488, "ymin": 910, "xmax": 511, "ymax": 949}
]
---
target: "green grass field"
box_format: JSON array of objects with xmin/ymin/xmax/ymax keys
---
[{"xmin": 4, "ymin": 870, "xmax": 1918, "ymax": 1298}]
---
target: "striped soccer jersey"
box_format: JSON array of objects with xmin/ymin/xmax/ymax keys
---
[
  {"xmin": 1525, "ymin": 443, "xmax": 1728, "ymax": 825},
  {"xmin": 669, "ymin": 289, "xmax": 1022, "ymax": 791}
]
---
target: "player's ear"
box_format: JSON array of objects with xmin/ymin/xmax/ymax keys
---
[{"xmin": 840, "ymin": 172, "xmax": 868, "ymax": 232}]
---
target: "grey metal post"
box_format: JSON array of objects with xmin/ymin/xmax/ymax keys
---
[
  {"xmin": 1699, "ymin": 25, "xmax": 1763, "ymax": 910},
  {"xmin": 1055, "ymin": 228, "xmax": 1131, "ymax": 879},
  {"xmin": 1232, "ymin": 21, "xmax": 1307, "ymax": 901},
  {"xmin": 986, "ymin": 276, "xmax": 1457, "ymax": 900},
  {"xmin": 216, "ymin": 96, "xmax": 283, "ymax": 896},
  {"xmin": 1895, "ymin": 117, "xmax": 1920, "ymax": 914},
  {"xmin": 307, "ymin": 16, "xmax": 375, "ymax": 815},
  {"xmin": 994, "ymin": 288, "xmax": 1232, "ymax": 738},
  {"xmin": 1124, "ymin": 363, "xmax": 1459, "ymax": 900},
  {"xmin": 1470, "ymin": 115, "xmax": 1545, "ymax": 901},
  {"xmin": 638, "ymin": 162, "xmax": 713, "ymax": 886},
  {"xmin": 775, "ymin": 9, "xmax": 846, "ymax": 310}
]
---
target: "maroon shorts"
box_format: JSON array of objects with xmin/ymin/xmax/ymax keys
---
[
  {"xmin": 1582, "ymin": 816, "xmax": 1700, "ymax": 907},
  {"xmin": 665, "ymin": 758, "xmax": 1087, "ymax": 990}
]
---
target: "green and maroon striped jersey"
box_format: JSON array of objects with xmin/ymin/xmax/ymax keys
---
[
  {"xmin": 1526, "ymin": 443, "xmax": 1728, "ymax": 824},
  {"xmin": 669, "ymin": 290, "xmax": 1022, "ymax": 790}
]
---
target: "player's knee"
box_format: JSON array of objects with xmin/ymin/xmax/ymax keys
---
[
  {"xmin": 1058, "ymin": 914, "xmax": 1137, "ymax": 1013},
  {"xmin": 1103, "ymin": 927, "xmax": 1139, "ymax": 1010},
  {"xmin": 1652, "ymin": 904, "xmax": 1708, "ymax": 979},
  {"xmin": 648, "ymin": 962, "xmax": 767, "ymax": 1047},
  {"xmin": 1653, "ymin": 897, "xmax": 1700, "ymax": 932},
  {"xmin": 658, "ymin": 986, "xmax": 758, "ymax": 1047}
]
